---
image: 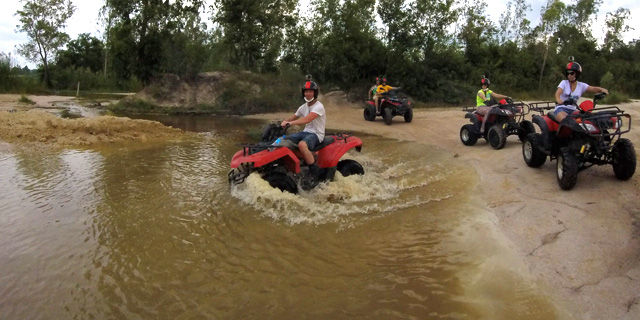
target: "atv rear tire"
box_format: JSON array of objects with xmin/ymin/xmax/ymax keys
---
[
  {"xmin": 383, "ymin": 108, "xmax": 393, "ymax": 125},
  {"xmin": 557, "ymin": 147, "xmax": 579, "ymax": 190},
  {"xmin": 488, "ymin": 124, "xmax": 507, "ymax": 149},
  {"xmin": 337, "ymin": 159, "xmax": 365, "ymax": 177},
  {"xmin": 264, "ymin": 171, "xmax": 298, "ymax": 194},
  {"xmin": 612, "ymin": 138, "xmax": 636, "ymax": 180},
  {"xmin": 522, "ymin": 133, "xmax": 546, "ymax": 167},
  {"xmin": 460, "ymin": 124, "xmax": 479, "ymax": 146},
  {"xmin": 404, "ymin": 107, "xmax": 413, "ymax": 123},
  {"xmin": 518, "ymin": 120, "xmax": 535, "ymax": 142},
  {"xmin": 364, "ymin": 105, "xmax": 376, "ymax": 121}
]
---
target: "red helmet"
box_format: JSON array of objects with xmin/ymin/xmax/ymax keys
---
[
  {"xmin": 480, "ymin": 77, "xmax": 490, "ymax": 87},
  {"xmin": 565, "ymin": 61, "xmax": 582, "ymax": 79},
  {"xmin": 301, "ymin": 75, "xmax": 319, "ymax": 99}
]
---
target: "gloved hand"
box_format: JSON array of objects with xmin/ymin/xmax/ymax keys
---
[{"xmin": 563, "ymin": 98, "xmax": 576, "ymax": 105}]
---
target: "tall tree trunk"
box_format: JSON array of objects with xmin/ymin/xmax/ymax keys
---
[{"xmin": 538, "ymin": 39, "xmax": 549, "ymax": 90}]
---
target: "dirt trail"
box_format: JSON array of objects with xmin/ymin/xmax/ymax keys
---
[{"xmin": 248, "ymin": 92, "xmax": 640, "ymax": 320}]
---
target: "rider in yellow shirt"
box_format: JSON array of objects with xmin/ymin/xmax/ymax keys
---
[{"xmin": 374, "ymin": 78, "xmax": 395, "ymax": 113}]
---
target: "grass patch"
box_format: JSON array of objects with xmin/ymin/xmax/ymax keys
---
[
  {"xmin": 18, "ymin": 95, "xmax": 36, "ymax": 105},
  {"xmin": 600, "ymin": 92, "xmax": 630, "ymax": 105}
]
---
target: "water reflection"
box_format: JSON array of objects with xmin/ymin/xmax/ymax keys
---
[{"xmin": 0, "ymin": 116, "xmax": 570, "ymax": 319}]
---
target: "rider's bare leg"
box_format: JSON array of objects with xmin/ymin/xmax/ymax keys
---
[
  {"xmin": 298, "ymin": 141, "xmax": 315, "ymax": 165},
  {"xmin": 555, "ymin": 111, "xmax": 568, "ymax": 122}
]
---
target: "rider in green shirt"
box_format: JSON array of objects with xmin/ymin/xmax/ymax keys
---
[{"xmin": 475, "ymin": 76, "xmax": 510, "ymax": 132}]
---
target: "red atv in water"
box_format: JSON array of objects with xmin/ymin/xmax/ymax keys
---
[
  {"xmin": 228, "ymin": 123, "xmax": 365, "ymax": 194},
  {"xmin": 460, "ymin": 98, "xmax": 534, "ymax": 149},
  {"xmin": 364, "ymin": 88, "xmax": 413, "ymax": 125},
  {"xmin": 522, "ymin": 93, "xmax": 636, "ymax": 190}
]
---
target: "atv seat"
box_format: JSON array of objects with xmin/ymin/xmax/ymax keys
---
[
  {"xmin": 279, "ymin": 136, "xmax": 335, "ymax": 152},
  {"xmin": 309, "ymin": 136, "xmax": 335, "ymax": 152},
  {"xmin": 547, "ymin": 111, "xmax": 559, "ymax": 123}
]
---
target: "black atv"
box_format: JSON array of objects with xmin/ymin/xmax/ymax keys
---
[
  {"xmin": 522, "ymin": 93, "xmax": 636, "ymax": 190},
  {"xmin": 364, "ymin": 88, "xmax": 413, "ymax": 125},
  {"xmin": 460, "ymin": 98, "xmax": 534, "ymax": 149}
]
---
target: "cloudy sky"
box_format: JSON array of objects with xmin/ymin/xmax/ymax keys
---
[{"xmin": 2, "ymin": 0, "xmax": 638, "ymax": 68}]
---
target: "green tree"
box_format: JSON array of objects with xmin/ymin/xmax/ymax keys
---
[
  {"xmin": 565, "ymin": 0, "xmax": 602, "ymax": 38},
  {"xmin": 603, "ymin": 8, "xmax": 631, "ymax": 52},
  {"xmin": 498, "ymin": 0, "xmax": 532, "ymax": 46},
  {"xmin": 304, "ymin": 0, "xmax": 381, "ymax": 87},
  {"xmin": 56, "ymin": 33, "xmax": 104, "ymax": 73},
  {"xmin": 103, "ymin": 0, "xmax": 206, "ymax": 84},
  {"xmin": 15, "ymin": 0, "xmax": 75, "ymax": 88},
  {"xmin": 213, "ymin": 0, "xmax": 298, "ymax": 72},
  {"xmin": 535, "ymin": 0, "xmax": 566, "ymax": 89}
]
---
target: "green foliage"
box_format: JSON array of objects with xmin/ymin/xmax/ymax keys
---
[
  {"xmin": 212, "ymin": 0, "xmax": 298, "ymax": 72},
  {"xmin": 56, "ymin": 33, "xmax": 104, "ymax": 73},
  {"xmin": 15, "ymin": 0, "xmax": 75, "ymax": 87},
  {"xmin": 600, "ymin": 91, "xmax": 630, "ymax": 105},
  {"xmin": 600, "ymin": 71, "xmax": 615, "ymax": 90},
  {"xmin": 19, "ymin": 95, "xmax": 36, "ymax": 104},
  {"xmin": 7, "ymin": 0, "xmax": 640, "ymax": 104},
  {"xmin": 216, "ymin": 70, "xmax": 302, "ymax": 115},
  {"xmin": 104, "ymin": 0, "xmax": 207, "ymax": 84}
]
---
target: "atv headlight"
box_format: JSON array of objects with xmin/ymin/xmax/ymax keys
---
[
  {"xmin": 583, "ymin": 123, "xmax": 598, "ymax": 133},
  {"xmin": 614, "ymin": 119, "xmax": 622, "ymax": 129}
]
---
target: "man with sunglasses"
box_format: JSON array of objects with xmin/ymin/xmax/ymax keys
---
[{"xmin": 554, "ymin": 60, "xmax": 609, "ymax": 122}]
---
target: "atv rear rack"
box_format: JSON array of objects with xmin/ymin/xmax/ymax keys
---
[
  {"xmin": 463, "ymin": 100, "xmax": 529, "ymax": 115},
  {"xmin": 528, "ymin": 101, "xmax": 556, "ymax": 114}
]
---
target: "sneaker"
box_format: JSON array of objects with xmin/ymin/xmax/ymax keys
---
[{"xmin": 308, "ymin": 163, "xmax": 320, "ymax": 177}]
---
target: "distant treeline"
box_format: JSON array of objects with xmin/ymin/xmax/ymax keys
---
[{"xmin": 3, "ymin": 0, "xmax": 638, "ymax": 107}]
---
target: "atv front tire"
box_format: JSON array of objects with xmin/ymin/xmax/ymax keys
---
[
  {"xmin": 557, "ymin": 147, "xmax": 579, "ymax": 190},
  {"xmin": 383, "ymin": 108, "xmax": 393, "ymax": 125},
  {"xmin": 460, "ymin": 124, "xmax": 479, "ymax": 146},
  {"xmin": 522, "ymin": 133, "xmax": 546, "ymax": 167},
  {"xmin": 404, "ymin": 107, "xmax": 413, "ymax": 123},
  {"xmin": 337, "ymin": 159, "xmax": 365, "ymax": 177},
  {"xmin": 364, "ymin": 105, "xmax": 376, "ymax": 121},
  {"xmin": 612, "ymin": 138, "xmax": 636, "ymax": 180},
  {"xmin": 488, "ymin": 124, "xmax": 507, "ymax": 149},
  {"xmin": 264, "ymin": 171, "xmax": 298, "ymax": 194}
]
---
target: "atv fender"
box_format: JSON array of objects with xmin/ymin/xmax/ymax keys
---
[
  {"xmin": 532, "ymin": 114, "xmax": 550, "ymax": 151},
  {"xmin": 230, "ymin": 147, "xmax": 301, "ymax": 173},
  {"xmin": 316, "ymin": 136, "xmax": 363, "ymax": 168},
  {"xmin": 465, "ymin": 112, "xmax": 479, "ymax": 124}
]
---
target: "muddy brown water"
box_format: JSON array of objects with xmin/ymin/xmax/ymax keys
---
[{"xmin": 0, "ymin": 115, "xmax": 572, "ymax": 319}]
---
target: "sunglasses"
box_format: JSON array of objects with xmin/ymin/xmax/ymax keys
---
[{"xmin": 566, "ymin": 71, "xmax": 575, "ymax": 75}]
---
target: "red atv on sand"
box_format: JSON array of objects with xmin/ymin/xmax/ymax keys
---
[
  {"xmin": 228, "ymin": 123, "xmax": 365, "ymax": 194},
  {"xmin": 364, "ymin": 88, "xmax": 413, "ymax": 125},
  {"xmin": 460, "ymin": 98, "xmax": 534, "ymax": 149},
  {"xmin": 522, "ymin": 93, "xmax": 636, "ymax": 190}
]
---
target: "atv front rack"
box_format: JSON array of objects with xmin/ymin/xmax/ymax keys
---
[
  {"xmin": 228, "ymin": 162, "xmax": 254, "ymax": 185},
  {"xmin": 569, "ymin": 106, "xmax": 632, "ymax": 138},
  {"xmin": 236, "ymin": 143, "xmax": 273, "ymax": 156}
]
